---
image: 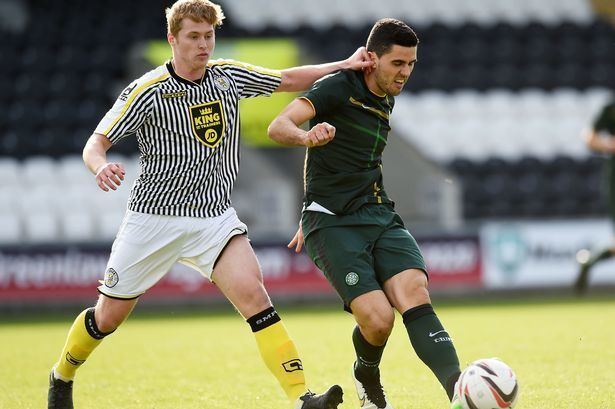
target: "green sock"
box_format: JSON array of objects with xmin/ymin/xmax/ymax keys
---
[
  {"xmin": 587, "ymin": 248, "xmax": 614, "ymax": 268},
  {"xmin": 402, "ymin": 304, "xmax": 460, "ymax": 400},
  {"xmin": 352, "ymin": 326, "xmax": 386, "ymax": 379}
]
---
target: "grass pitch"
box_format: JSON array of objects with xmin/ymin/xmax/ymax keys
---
[{"xmin": 1, "ymin": 296, "xmax": 614, "ymax": 408}]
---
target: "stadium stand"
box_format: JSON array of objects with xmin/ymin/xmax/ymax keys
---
[
  {"xmin": 1, "ymin": 0, "xmax": 614, "ymax": 243},
  {"xmin": 394, "ymin": 88, "xmax": 612, "ymax": 161}
]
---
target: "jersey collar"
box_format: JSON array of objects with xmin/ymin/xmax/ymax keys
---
[{"xmin": 166, "ymin": 60, "xmax": 206, "ymax": 86}]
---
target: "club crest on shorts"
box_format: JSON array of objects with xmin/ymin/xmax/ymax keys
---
[
  {"xmin": 345, "ymin": 272, "xmax": 359, "ymax": 286},
  {"xmin": 213, "ymin": 75, "xmax": 231, "ymax": 91},
  {"xmin": 189, "ymin": 100, "xmax": 226, "ymax": 148},
  {"xmin": 104, "ymin": 268, "xmax": 119, "ymax": 288}
]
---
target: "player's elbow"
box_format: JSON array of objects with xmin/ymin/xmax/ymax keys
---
[
  {"xmin": 276, "ymin": 80, "xmax": 296, "ymax": 93},
  {"xmin": 268, "ymin": 116, "xmax": 300, "ymax": 146},
  {"xmin": 277, "ymin": 70, "xmax": 306, "ymax": 93},
  {"xmin": 82, "ymin": 134, "xmax": 96, "ymax": 163},
  {"xmin": 267, "ymin": 117, "xmax": 282, "ymax": 142},
  {"xmin": 583, "ymin": 129, "xmax": 599, "ymax": 151}
]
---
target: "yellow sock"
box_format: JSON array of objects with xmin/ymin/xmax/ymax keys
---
[
  {"xmin": 249, "ymin": 308, "xmax": 307, "ymax": 401},
  {"xmin": 54, "ymin": 308, "xmax": 106, "ymax": 380}
]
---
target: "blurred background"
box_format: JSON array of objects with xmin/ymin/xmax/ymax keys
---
[{"xmin": 1, "ymin": 0, "xmax": 615, "ymax": 310}]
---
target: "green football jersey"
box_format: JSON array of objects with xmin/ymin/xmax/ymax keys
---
[
  {"xmin": 594, "ymin": 102, "xmax": 615, "ymax": 135},
  {"xmin": 301, "ymin": 69, "xmax": 395, "ymax": 215}
]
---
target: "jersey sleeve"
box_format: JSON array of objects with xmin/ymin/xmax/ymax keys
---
[
  {"xmin": 94, "ymin": 74, "xmax": 166, "ymax": 144},
  {"xmin": 301, "ymin": 71, "xmax": 349, "ymax": 116},
  {"xmin": 593, "ymin": 102, "xmax": 615, "ymax": 133},
  {"xmin": 213, "ymin": 60, "xmax": 282, "ymax": 99}
]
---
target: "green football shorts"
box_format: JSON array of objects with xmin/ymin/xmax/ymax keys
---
[{"xmin": 302, "ymin": 205, "xmax": 427, "ymax": 307}]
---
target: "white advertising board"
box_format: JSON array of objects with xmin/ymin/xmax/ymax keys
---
[{"xmin": 481, "ymin": 219, "xmax": 615, "ymax": 288}]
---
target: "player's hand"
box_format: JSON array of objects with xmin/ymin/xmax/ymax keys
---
[
  {"xmin": 345, "ymin": 46, "xmax": 375, "ymax": 72},
  {"xmin": 305, "ymin": 122, "xmax": 335, "ymax": 147},
  {"xmin": 95, "ymin": 162, "xmax": 125, "ymax": 192},
  {"xmin": 287, "ymin": 223, "xmax": 304, "ymax": 253}
]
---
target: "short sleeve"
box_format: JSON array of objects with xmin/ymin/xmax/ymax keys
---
[
  {"xmin": 302, "ymin": 71, "xmax": 349, "ymax": 116},
  {"xmin": 94, "ymin": 73, "xmax": 166, "ymax": 144},
  {"xmin": 211, "ymin": 60, "xmax": 282, "ymax": 99}
]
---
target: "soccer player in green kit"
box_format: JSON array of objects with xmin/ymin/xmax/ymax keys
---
[
  {"xmin": 575, "ymin": 100, "xmax": 615, "ymax": 293},
  {"xmin": 268, "ymin": 19, "xmax": 462, "ymax": 409}
]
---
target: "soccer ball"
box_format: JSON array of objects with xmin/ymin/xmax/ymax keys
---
[{"xmin": 455, "ymin": 358, "xmax": 519, "ymax": 409}]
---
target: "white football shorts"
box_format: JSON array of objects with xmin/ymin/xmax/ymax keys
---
[{"xmin": 98, "ymin": 208, "xmax": 247, "ymax": 299}]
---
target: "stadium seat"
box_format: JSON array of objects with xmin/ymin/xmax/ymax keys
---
[
  {"xmin": 22, "ymin": 211, "xmax": 59, "ymax": 243},
  {"xmin": 58, "ymin": 155, "xmax": 93, "ymax": 186},
  {"xmin": 0, "ymin": 157, "xmax": 21, "ymax": 187},
  {"xmin": 18, "ymin": 185, "xmax": 59, "ymax": 216},
  {"xmin": 0, "ymin": 213, "xmax": 21, "ymax": 244},
  {"xmin": 22, "ymin": 156, "xmax": 58, "ymax": 187},
  {"xmin": 0, "ymin": 185, "xmax": 20, "ymax": 214},
  {"xmin": 60, "ymin": 210, "xmax": 96, "ymax": 242}
]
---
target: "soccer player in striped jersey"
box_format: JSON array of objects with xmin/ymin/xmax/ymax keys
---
[
  {"xmin": 47, "ymin": 1, "xmax": 372, "ymax": 408},
  {"xmin": 269, "ymin": 19, "xmax": 462, "ymax": 409}
]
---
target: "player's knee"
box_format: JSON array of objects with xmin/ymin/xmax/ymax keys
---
[
  {"xmin": 234, "ymin": 282, "xmax": 272, "ymax": 317},
  {"xmin": 86, "ymin": 308, "xmax": 117, "ymax": 338},
  {"xmin": 94, "ymin": 295, "xmax": 136, "ymax": 333},
  {"xmin": 407, "ymin": 271, "xmax": 430, "ymax": 301},
  {"xmin": 95, "ymin": 313, "xmax": 123, "ymax": 333},
  {"xmin": 412, "ymin": 284, "xmax": 430, "ymax": 303},
  {"xmin": 362, "ymin": 309, "xmax": 395, "ymax": 342}
]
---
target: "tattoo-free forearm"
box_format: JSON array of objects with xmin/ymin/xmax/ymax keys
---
[
  {"xmin": 83, "ymin": 133, "xmax": 112, "ymax": 174},
  {"xmin": 268, "ymin": 115, "xmax": 308, "ymax": 146},
  {"xmin": 278, "ymin": 61, "xmax": 348, "ymax": 93}
]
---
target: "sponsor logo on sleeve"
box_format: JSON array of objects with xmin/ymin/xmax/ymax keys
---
[{"xmin": 118, "ymin": 82, "xmax": 137, "ymax": 101}]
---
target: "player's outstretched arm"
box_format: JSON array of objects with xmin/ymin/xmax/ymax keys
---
[
  {"xmin": 268, "ymin": 98, "xmax": 335, "ymax": 147},
  {"xmin": 83, "ymin": 133, "xmax": 125, "ymax": 192},
  {"xmin": 584, "ymin": 128, "xmax": 615, "ymax": 153},
  {"xmin": 275, "ymin": 47, "xmax": 372, "ymax": 93}
]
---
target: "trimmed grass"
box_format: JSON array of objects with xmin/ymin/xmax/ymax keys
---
[{"xmin": 1, "ymin": 297, "xmax": 614, "ymax": 408}]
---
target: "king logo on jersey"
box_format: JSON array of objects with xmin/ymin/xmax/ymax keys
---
[{"xmin": 189, "ymin": 100, "xmax": 226, "ymax": 148}]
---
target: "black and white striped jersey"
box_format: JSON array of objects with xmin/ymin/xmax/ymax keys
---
[{"xmin": 95, "ymin": 60, "xmax": 282, "ymax": 217}]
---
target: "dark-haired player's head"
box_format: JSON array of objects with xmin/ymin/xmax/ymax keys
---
[
  {"xmin": 367, "ymin": 18, "xmax": 419, "ymax": 57},
  {"xmin": 365, "ymin": 18, "xmax": 419, "ymax": 96}
]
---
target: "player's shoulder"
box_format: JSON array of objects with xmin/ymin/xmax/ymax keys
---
[
  {"xmin": 307, "ymin": 70, "xmax": 355, "ymax": 101},
  {"xmin": 316, "ymin": 69, "xmax": 351, "ymax": 85},
  {"xmin": 208, "ymin": 58, "xmax": 243, "ymax": 69},
  {"xmin": 207, "ymin": 58, "xmax": 280, "ymax": 77},
  {"xmin": 131, "ymin": 65, "xmax": 171, "ymax": 88},
  {"xmin": 596, "ymin": 100, "xmax": 615, "ymax": 119},
  {"xmin": 118, "ymin": 65, "xmax": 171, "ymax": 101},
  {"xmin": 312, "ymin": 69, "xmax": 355, "ymax": 93}
]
